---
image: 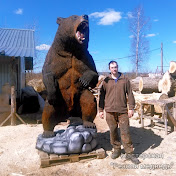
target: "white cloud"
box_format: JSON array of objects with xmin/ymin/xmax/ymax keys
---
[
  {"xmin": 173, "ymin": 41, "xmax": 176, "ymax": 44},
  {"xmin": 36, "ymin": 44, "xmax": 51, "ymax": 51},
  {"xmin": 127, "ymin": 12, "xmax": 134, "ymax": 19},
  {"xmin": 14, "ymin": 8, "xmax": 23, "ymax": 15},
  {"xmin": 153, "ymin": 19, "xmax": 159, "ymax": 22},
  {"xmin": 89, "ymin": 9, "xmax": 122, "ymax": 25},
  {"xmin": 146, "ymin": 33, "xmax": 157, "ymax": 37}
]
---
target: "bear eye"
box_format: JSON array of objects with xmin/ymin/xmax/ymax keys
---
[{"xmin": 72, "ymin": 15, "xmax": 78, "ymax": 20}]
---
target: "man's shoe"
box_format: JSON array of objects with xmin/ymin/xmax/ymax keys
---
[
  {"xmin": 111, "ymin": 150, "xmax": 121, "ymax": 159},
  {"xmin": 126, "ymin": 154, "xmax": 140, "ymax": 164}
]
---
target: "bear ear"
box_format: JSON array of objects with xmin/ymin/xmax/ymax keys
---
[{"xmin": 56, "ymin": 17, "xmax": 63, "ymax": 25}]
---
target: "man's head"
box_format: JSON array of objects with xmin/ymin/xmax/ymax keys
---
[{"xmin": 109, "ymin": 61, "xmax": 118, "ymax": 75}]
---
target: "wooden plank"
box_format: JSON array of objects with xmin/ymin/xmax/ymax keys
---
[
  {"xmin": 166, "ymin": 105, "xmax": 176, "ymax": 128},
  {"xmin": 38, "ymin": 148, "xmax": 106, "ymax": 168},
  {"xmin": 70, "ymin": 154, "xmax": 79, "ymax": 162},
  {"xmin": 154, "ymin": 122, "xmax": 171, "ymax": 130},
  {"xmin": 96, "ymin": 148, "xmax": 106, "ymax": 159},
  {"xmin": 142, "ymin": 115, "xmax": 164, "ymax": 122},
  {"xmin": 11, "ymin": 86, "xmax": 16, "ymax": 126},
  {"xmin": 59, "ymin": 155, "xmax": 69, "ymax": 159},
  {"xmin": 38, "ymin": 150, "xmax": 49, "ymax": 159},
  {"xmin": 0, "ymin": 114, "xmax": 11, "ymax": 127},
  {"xmin": 38, "ymin": 150, "xmax": 50, "ymax": 167},
  {"xmin": 41, "ymin": 159, "xmax": 50, "ymax": 167},
  {"xmin": 50, "ymin": 154, "xmax": 59, "ymax": 160},
  {"xmin": 141, "ymin": 96, "xmax": 176, "ymax": 106},
  {"xmin": 15, "ymin": 113, "xmax": 26, "ymax": 124}
]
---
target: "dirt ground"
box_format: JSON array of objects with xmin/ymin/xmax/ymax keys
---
[{"xmin": 0, "ymin": 113, "xmax": 176, "ymax": 176}]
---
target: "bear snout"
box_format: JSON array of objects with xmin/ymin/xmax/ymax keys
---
[{"xmin": 82, "ymin": 15, "xmax": 88, "ymax": 21}]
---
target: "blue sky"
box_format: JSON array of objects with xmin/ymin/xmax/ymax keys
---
[{"xmin": 0, "ymin": 0, "xmax": 176, "ymax": 73}]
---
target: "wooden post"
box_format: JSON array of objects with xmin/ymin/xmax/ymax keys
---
[
  {"xmin": 151, "ymin": 105, "xmax": 155, "ymax": 127},
  {"xmin": 140, "ymin": 104, "xmax": 144, "ymax": 127},
  {"xmin": 0, "ymin": 86, "xmax": 26, "ymax": 126},
  {"xmin": 163, "ymin": 106, "xmax": 168, "ymax": 135},
  {"xmin": 173, "ymin": 103, "xmax": 176, "ymax": 131},
  {"xmin": 11, "ymin": 86, "xmax": 16, "ymax": 125},
  {"xmin": 166, "ymin": 105, "xmax": 176, "ymax": 131}
]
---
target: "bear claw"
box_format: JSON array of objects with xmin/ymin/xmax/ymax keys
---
[
  {"xmin": 83, "ymin": 121, "xmax": 96, "ymax": 129},
  {"xmin": 42, "ymin": 131, "xmax": 56, "ymax": 138}
]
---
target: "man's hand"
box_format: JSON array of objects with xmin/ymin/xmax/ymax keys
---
[
  {"xmin": 128, "ymin": 109, "xmax": 134, "ymax": 118},
  {"xmin": 99, "ymin": 111, "xmax": 104, "ymax": 119}
]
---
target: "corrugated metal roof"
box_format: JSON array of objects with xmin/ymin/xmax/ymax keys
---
[{"xmin": 0, "ymin": 28, "xmax": 35, "ymax": 58}]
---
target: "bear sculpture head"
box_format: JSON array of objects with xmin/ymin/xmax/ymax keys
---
[{"xmin": 55, "ymin": 14, "xmax": 89, "ymax": 51}]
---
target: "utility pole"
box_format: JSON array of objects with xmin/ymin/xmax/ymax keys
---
[{"xmin": 161, "ymin": 42, "xmax": 163, "ymax": 75}]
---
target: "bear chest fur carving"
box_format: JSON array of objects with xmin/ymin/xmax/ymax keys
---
[{"xmin": 42, "ymin": 15, "xmax": 98, "ymax": 138}]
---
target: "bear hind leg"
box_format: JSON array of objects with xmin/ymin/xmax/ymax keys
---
[
  {"xmin": 80, "ymin": 90, "xmax": 97, "ymax": 128},
  {"xmin": 42, "ymin": 102, "xmax": 60, "ymax": 138}
]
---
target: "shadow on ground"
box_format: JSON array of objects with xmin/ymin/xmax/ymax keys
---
[
  {"xmin": 96, "ymin": 126, "xmax": 164, "ymax": 155},
  {"xmin": 17, "ymin": 112, "xmax": 42, "ymax": 124}
]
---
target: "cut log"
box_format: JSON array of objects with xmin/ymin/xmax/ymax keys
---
[
  {"xmin": 154, "ymin": 93, "xmax": 169, "ymax": 114},
  {"xmin": 130, "ymin": 77, "xmax": 141, "ymax": 92},
  {"xmin": 158, "ymin": 71, "xmax": 171, "ymax": 94},
  {"xmin": 169, "ymin": 61, "xmax": 176, "ymax": 79},
  {"xmin": 139, "ymin": 77, "xmax": 161, "ymax": 93},
  {"xmin": 158, "ymin": 71, "xmax": 176, "ymax": 97},
  {"xmin": 130, "ymin": 75, "xmax": 162, "ymax": 93},
  {"xmin": 27, "ymin": 79, "xmax": 45, "ymax": 92}
]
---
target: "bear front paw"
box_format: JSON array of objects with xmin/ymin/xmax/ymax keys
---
[
  {"xmin": 79, "ymin": 70, "xmax": 99, "ymax": 88},
  {"xmin": 79, "ymin": 77, "xmax": 89, "ymax": 88},
  {"xmin": 42, "ymin": 131, "xmax": 55, "ymax": 138},
  {"xmin": 83, "ymin": 121, "xmax": 96, "ymax": 129}
]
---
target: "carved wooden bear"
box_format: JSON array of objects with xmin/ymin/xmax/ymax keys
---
[{"xmin": 42, "ymin": 15, "xmax": 99, "ymax": 137}]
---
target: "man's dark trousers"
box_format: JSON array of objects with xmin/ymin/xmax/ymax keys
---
[{"xmin": 106, "ymin": 112, "xmax": 133, "ymax": 154}]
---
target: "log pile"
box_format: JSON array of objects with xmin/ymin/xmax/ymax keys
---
[
  {"xmin": 27, "ymin": 79, "xmax": 45, "ymax": 92},
  {"xmin": 158, "ymin": 61, "xmax": 176, "ymax": 97},
  {"xmin": 130, "ymin": 61, "xmax": 176, "ymax": 96},
  {"xmin": 130, "ymin": 61, "xmax": 176, "ymax": 122},
  {"xmin": 130, "ymin": 77, "xmax": 141, "ymax": 92},
  {"xmin": 169, "ymin": 61, "xmax": 176, "ymax": 78}
]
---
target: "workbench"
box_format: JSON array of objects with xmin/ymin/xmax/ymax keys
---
[{"xmin": 140, "ymin": 96, "xmax": 176, "ymax": 135}]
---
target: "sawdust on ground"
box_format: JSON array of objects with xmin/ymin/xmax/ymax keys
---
[{"xmin": 0, "ymin": 114, "xmax": 176, "ymax": 176}]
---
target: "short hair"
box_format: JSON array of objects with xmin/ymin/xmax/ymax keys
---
[{"xmin": 108, "ymin": 60, "xmax": 118, "ymax": 69}]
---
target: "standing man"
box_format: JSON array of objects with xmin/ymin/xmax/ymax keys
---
[{"xmin": 98, "ymin": 61, "xmax": 140, "ymax": 164}]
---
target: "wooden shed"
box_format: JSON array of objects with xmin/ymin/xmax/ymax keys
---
[
  {"xmin": 0, "ymin": 28, "xmax": 35, "ymax": 98},
  {"xmin": 0, "ymin": 28, "xmax": 35, "ymax": 125}
]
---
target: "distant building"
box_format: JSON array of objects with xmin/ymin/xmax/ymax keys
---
[{"xmin": 0, "ymin": 28, "xmax": 35, "ymax": 98}]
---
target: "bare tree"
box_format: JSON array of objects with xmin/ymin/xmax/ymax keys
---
[{"xmin": 128, "ymin": 5, "xmax": 150, "ymax": 76}]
